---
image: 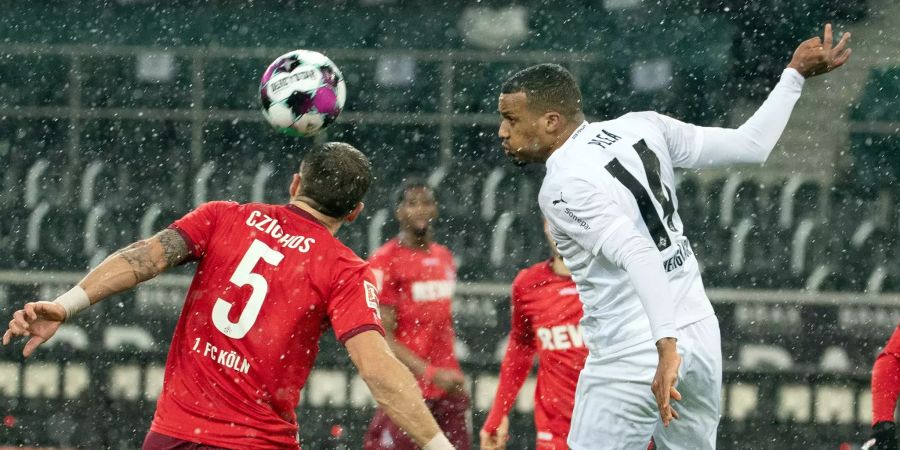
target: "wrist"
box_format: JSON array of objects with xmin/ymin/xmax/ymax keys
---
[
  {"xmin": 53, "ymin": 286, "xmax": 91, "ymax": 321},
  {"xmin": 423, "ymin": 432, "xmax": 453, "ymax": 450},
  {"xmin": 656, "ymin": 337, "xmax": 678, "ymax": 354}
]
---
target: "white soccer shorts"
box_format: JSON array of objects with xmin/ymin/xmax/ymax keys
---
[{"xmin": 567, "ymin": 315, "xmax": 722, "ymax": 450}]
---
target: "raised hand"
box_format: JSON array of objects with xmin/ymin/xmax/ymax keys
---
[
  {"xmin": 787, "ymin": 23, "xmax": 852, "ymax": 78},
  {"xmin": 2, "ymin": 301, "xmax": 66, "ymax": 357}
]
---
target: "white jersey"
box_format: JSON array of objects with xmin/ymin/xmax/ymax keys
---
[{"xmin": 539, "ymin": 112, "xmax": 715, "ymax": 356}]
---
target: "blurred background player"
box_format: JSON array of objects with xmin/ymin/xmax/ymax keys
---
[
  {"xmin": 3, "ymin": 143, "xmax": 455, "ymax": 450},
  {"xmin": 863, "ymin": 323, "xmax": 900, "ymax": 450},
  {"xmin": 498, "ymin": 25, "xmax": 851, "ymax": 450},
  {"xmin": 479, "ymin": 220, "xmax": 587, "ymax": 450},
  {"xmin": 364, "ymin": 178, "xmax": 471, "ymax": 450}
]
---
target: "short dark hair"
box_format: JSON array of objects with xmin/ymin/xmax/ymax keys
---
[
  {"xmin": 393, "ymin": 177, "xmax": 432, "ymax": 206},
  {"xmin": 501, "ymin": 63, "xmax": 583, "ymax": 118},
  {"xmin": 299, "ymin": 142, "xmax": 372, "ymax": 218}
]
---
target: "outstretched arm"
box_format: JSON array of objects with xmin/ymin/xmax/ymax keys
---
[
  {"xmin": 3, "ymin": 228, "xmax": 191, "ymax": 356},
  {"xmin": 346, "ymin": 330, "xmax": 454, "ymax": 449},
  {"xmin": 677, "ymin": 24, "xmax": 852, "ymax": 168},
  {"xmin": 80, "ymin": 228, "xmax": 191, "ymax": 301}
]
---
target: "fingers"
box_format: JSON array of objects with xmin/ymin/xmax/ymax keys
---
[
  {"xmin": 11, "ymin": 310, "xmax": 29, "ymax": 331},
  {"xmin": 823, "ymin": 23, "xmax": 833, "ymax": 50},
  {"xmin": 22, "ymin": 335, "xmax": 45, "ymax": 358},
  {"xmin": 24, "ymin": 303, "xmax": 38, "ymax": 321},
  {"xmin": 671, "ymin": 386, "xmax": 683, "ymax": 402},
  {"xmin": 654, "ymin": 383, "xmax": 672, "ymax": 427},
  {"xmin": 2, "ymin": 329, "xmax": 11, "ymax": 345},
  {"xmin": 832, "ymin": 31, "xmax": 850, "ymax": 54},
  {"xmin": 833, "ymin": 48, "xmax": 852, "ymax": 69}
]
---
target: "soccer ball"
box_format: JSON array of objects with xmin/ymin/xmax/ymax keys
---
[{"xmin": 259, "ymin": 50, "xmax": 346, "ymax": 137}]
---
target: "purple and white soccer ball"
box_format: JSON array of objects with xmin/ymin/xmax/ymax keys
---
[{"xmin": 259, "ymin": 50, "xmax": 346, "ymax": 137}]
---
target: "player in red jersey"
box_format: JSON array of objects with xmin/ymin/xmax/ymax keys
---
[
  {"xmin": 364, "ymin": 179, "xmax": 472, "ymax": 450},
  {"xmin": 480, "ymin": 222, "xmax": 587, "ymax": 450},
  {"xmin": 863, "ymin": 323, "xmax": 900, "ymax": 450},
  {"xmin": 3, "ymin": 143, "xmax": 455, "ymax": 450}
]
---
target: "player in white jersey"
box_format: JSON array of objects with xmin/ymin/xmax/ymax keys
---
[{"xmin": 496, "ymin": 24, "xmax": 851, "ymax": 449}]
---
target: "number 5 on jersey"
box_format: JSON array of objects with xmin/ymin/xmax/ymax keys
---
[{"xmin": 212, "ymin": 239, "xmax": 285, "ymax": 339}]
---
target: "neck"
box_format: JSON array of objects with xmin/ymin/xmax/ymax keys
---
[
  {"xmin": 544, "ymin": 116, "xmax": 585, "ymax": 161},
  {"xmin": 550, "ymin": 255, "xmax": 570, "ymax": 277},
  {"xmin": 398, "ymin": 229, "xmax": 431, "ymax": 249},
  {"xmin": 290, "ymin": 199, "xmax": 343, "ymax": 236}
]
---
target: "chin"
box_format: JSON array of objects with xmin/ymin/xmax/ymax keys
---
[{"xmin": 506, "ymin": 153, "xmax": 530, "ymax": 167}]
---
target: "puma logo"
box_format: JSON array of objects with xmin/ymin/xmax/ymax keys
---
[{"xmin": 552, "ymin": 193, "xmax": 567, "ymax": 206}]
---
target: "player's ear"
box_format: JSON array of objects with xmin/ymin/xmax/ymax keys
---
[
  {"xmin": 345, "ymin": 202, "xmax": 365, "ymax": 223},
  {"xmin": 289, "ymin": 173, "xmax": 301, "ymax": 200},
  {"xmin": 543, "ymin": 111, "xmax": 562, "ymax": 133}
]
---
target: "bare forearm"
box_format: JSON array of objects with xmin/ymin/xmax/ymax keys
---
[
  {"xmin": 380, "ymin": 306, "xmax": 428, "ymax": 376},
  {"xmin": 348, "ymin": 332, "xmax": 443, "ymax": 447},
  {"xmin": 78, "ymin": 229, "xmax": 190, "ymax": 304},
  {"xmin": 386, "ymin": 337, "xmax": 428, "ymax": 376},
  {"xmin": 366, "ymin": 353, "xmax": 442, "ymax": 446}
]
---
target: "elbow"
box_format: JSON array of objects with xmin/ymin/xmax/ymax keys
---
[
  {"xmin": 745, "ymin": 144, "xmax": 772, "ymax": 164},
  {"xmin": 733, "ymin": 129, "xmax": 775, "ymax": 164}
]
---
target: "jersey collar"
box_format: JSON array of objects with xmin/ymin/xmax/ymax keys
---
[
  {"xmin": 546, "ymin": 121, "xmax": 588, "ymax": 167},
  {"xmin": 285, "ymin": 204, "xmax": 328, "ymax": 231}
]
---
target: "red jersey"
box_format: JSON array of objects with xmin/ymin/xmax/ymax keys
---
[
  {"xmin": 872, "ymin": 324, "xmax": 900, "ymax": 424},
  {"xmin": 483, "ymin": 260, "xmax": 587, "ymax": 447},
  {"xmin": 369, "ymin": 238, "xmax": 460, "ymax": 399},
  {"xmin": 151, "ymin": 201, "xmax": 384, "ymax": 449}
]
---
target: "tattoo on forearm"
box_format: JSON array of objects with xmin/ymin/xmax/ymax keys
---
[
  {"xmin": 157, "ymin": 229, "xmax": 190, "ymax": 268},
  {"xmin": 115, "ymin": 229, "xmax": 189, "ymax": 283},
  {"xmin": 119, "ymin": 242, "xmax": 159, "ymax": 282}
]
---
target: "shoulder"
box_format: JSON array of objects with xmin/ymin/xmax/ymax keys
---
[
  {"xmin": 431, "ymin": 242, "xmax": 455, "ymax": 259},
  {"xmin": 369, "ymin": 239, "xmax": 399, "ymax": 261},
  {"xmin": 329, "ymin": 242, "xmax": 369, "ymax": 274},
  {"xmin": 198, "ymin": 200, "xmax": 241, "ymax": 213},
  {"xmin": 512, "ymin": 261, "xmax": 550, "ymax": 292}
]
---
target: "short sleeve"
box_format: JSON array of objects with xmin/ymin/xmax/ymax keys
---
[
  {"xmin": 636, "ymin": 111, "xmax": 704, "ymax": 169},
  {"xmin": 542, "ymin": 178, "xmax": 633, "ymax": 257},
  {"xmin": 169, "ymin": 201, "xmax": 234, "ymax": 259},
  {"xmin": 328, "ymin": 258, "xmax": 386, "ymax": 344},
  {"xmin": 368, "ymin": 253, "xmax": 401, "ymax": 307}
]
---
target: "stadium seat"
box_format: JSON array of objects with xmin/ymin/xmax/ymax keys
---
[
  {"xmin": 25, "ymin": 203, "xmax": 87, "ymax": 269},
  {"xmin": 103, "ymin": 326, "xmax": 155, "ymax": 352},
  {"xmin": 738, "ymin": 344, "xmax": 794, "ymax": 371},
  {"xmin": 0, "ymin": 205, "xmax": 29, "ymax": 268},
  {"xmin": 42, "ymin": 325, "xmax": 90, "ymax": 352},
  {"xmin": 0, "ymin": 54, "xmax": 70, "ymax": 107},
  {"xmin": 453, "ymin": 62, "xmax": 521, "ymax": 114},
  {"xmin": 204, "ymin": 56, "xmax": 273, "ymax": 111},
  {"xmin": 80, "ymin": 54, "xmax": 192, "ymax": 109}
]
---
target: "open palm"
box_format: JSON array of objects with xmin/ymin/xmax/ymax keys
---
[{"xmin": 3, "ymin": 301, "xmax": 67, "ymax": 357}]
